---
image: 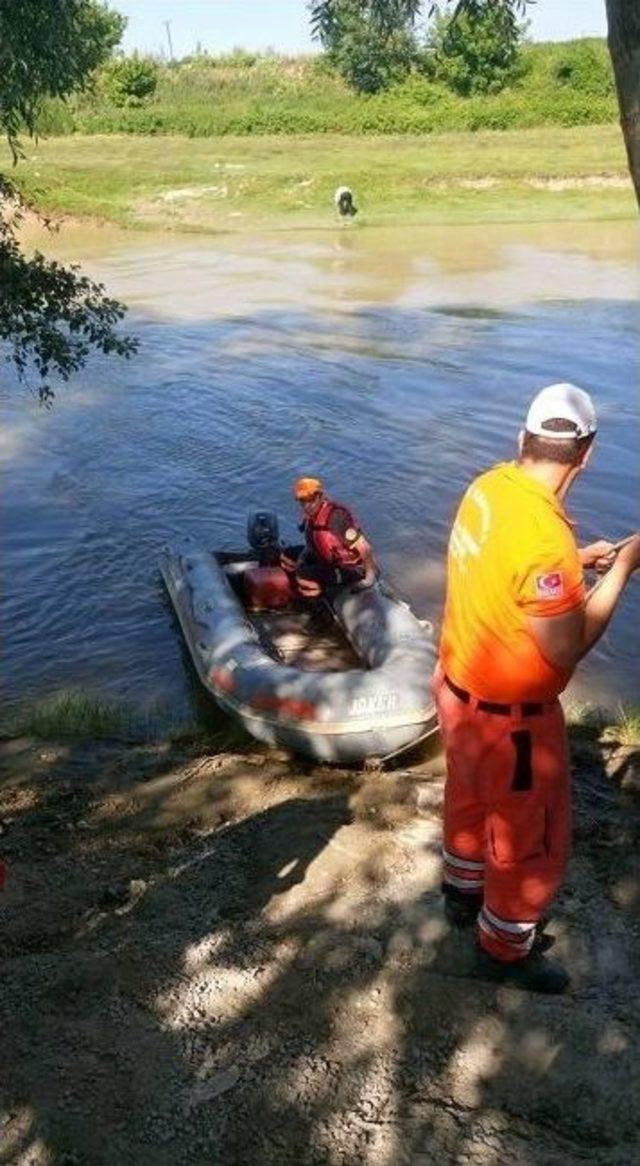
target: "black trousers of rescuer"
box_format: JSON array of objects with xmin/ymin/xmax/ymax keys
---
[{"xmin": 293, "ymin": 548, "xmax": 365, "ymax": 591}]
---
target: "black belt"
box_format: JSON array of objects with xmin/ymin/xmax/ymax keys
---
[{"xmin": 444, "ymin": 674, "xmax": 544, "ymax": 717}]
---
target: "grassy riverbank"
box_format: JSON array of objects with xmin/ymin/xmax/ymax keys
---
[
  {"xmin": 10, "ymin": 126, "xmax": 635, "ymax": 231},
  {"xmin": 5, "ymin": 688, "xmax": 639, "ymax": 756},
  {"xmin": 38, "ymin": 40, "xmax": 618, "ymax": 137},
  {"xmin": 1, "ymin": 690, "xmax": 241, "ymax": 749}
]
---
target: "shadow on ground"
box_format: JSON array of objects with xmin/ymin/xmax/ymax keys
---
[{"xmin": 0, "ymin": 725, "xmax": 639, "ymax": 1165}]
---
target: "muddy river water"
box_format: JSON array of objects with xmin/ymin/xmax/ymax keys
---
[{"xmin": 2, "ymin": 218, "xmax": 638, "ymax": 723}]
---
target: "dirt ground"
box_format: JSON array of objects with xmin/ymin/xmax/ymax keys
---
[{"xmin": 1, "ymin": 727, "xmax": 639, "ymax": 1166}]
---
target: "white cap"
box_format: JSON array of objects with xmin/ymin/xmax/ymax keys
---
[{"xmin": 525, "ymin": 382, "xmax": 597, "ymax": 440}]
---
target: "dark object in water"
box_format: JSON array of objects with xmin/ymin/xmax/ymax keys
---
[{"xmin": 334, "ymin": 186, "xmax": 358, "ymax": 218}]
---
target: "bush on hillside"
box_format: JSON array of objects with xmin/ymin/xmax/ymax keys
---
[
  {"xmin": 391, "ymin": 74, "xmax": 450, "ymax": 108},
  {"xmin": 33, "ymin": 97, "xmax": 75, "ymax": 135},
  {"xmin": 65, "ymin": 84, "xmax": 615, "ymax": 137},
  {"xmin": 425, "ymin": 4, "xmax": 525, "ymax": 96},
  {"xmin": 223, "ymin": 48, "xmax": 258, "ymax": 69},
  {"xmin": 329, "ymin": 24, "xmax": 416, "ymax": 93},
  {"xmin": 34, "ymin": 40, "xmax": 619, "ymax": 138},
  {"xmin": 553, "ymin": 40, "xmax": 615, "ymax": 97},
  {"xmin": 321, "ymin": 3, "xmax": 417, "ymax": 94},
  {"xmin": 100, "ymin": 55, "xmax": 159, "ymax": 106}
]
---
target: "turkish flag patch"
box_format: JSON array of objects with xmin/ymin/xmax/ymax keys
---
[{"xmin": 535, "ymin": 570, "xmax": 564, "ymax": 598}]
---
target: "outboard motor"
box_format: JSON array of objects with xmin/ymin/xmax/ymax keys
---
[{"xmin": 247, "ymin": 510, "xmax": 281, "ymax": 566}]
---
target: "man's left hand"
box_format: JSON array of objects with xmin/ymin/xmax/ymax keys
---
[
  {"xmin": 280, "ymin": 549, "xmax": 299, "ymax": 573},
  {"xmin": 579, "ymin": 540, "xmax": 617, "ymax": 572}
]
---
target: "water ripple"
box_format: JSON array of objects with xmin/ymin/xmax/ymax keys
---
[{"xmin": 2, "ymin": 246, "xmax": 638, "ymax": 717}]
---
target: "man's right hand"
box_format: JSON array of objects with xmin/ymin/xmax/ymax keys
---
[
  {"xmin": 615, "ymin": 533, "xmax": 640, "ymax": 577},
  {"xmin": 580, "ymin": 539, "xmax": 617, "ymax": 572},
  {"xmin": 527, "ymin": 532, "xmax": 640, "ymax": 672}
]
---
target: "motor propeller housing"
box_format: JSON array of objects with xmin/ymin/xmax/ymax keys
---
[{"xmin": 247, "ymin": 510, "xmax": 281, "ymax": 563}]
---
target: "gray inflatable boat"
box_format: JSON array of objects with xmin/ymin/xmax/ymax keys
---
[{"xmin": 160, "ymin": 525, "xmax": 437, "ymax": 764}]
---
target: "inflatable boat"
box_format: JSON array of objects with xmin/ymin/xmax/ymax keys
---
[{"xmin": 160, "ymin": 513, "xmax": 437, "ymax": 763}]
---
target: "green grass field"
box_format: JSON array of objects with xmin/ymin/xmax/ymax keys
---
[
  {"xmin": 10, "ymin": 125, "xmax": 635, "ymax": 231},
  {"xmin": 37, "ymin": 40, "xmax": 619, "ymax": 138}
]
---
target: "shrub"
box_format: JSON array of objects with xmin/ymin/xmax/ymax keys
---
[
  {"xmin": 34, "ymin": 98, "xmax": 75, "ymax": 135},
  {"xmin": 553, "ymin": 39, "xmax": 615, "ymax": 97},
  {"xmin": 329, "ymin": 23, "xmax": 416, "ymax": 94},
  {"xmin": 318, "ymin": 2, "xmax": 417, "ymax": 94},
  {"xmin": 426, "ymin": 4, "xmax": 525, "ymax": 96},
  {"xmin": 391, "ymin": 74, "xmax": 450, "ymax": 108},
  {"xmin": 32, "ymin": 42, "xmax": 618, "ymax": 138},
  {"xmin": 225, "ymin": 47, "xmax": 258, "ymax": 69},
  {"xmin": 100, "ymin": 54, "xmax": 159, "ymax": 107}
]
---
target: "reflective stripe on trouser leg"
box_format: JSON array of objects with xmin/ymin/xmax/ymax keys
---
[
  {"xmin": 478, "ymin": 905, "xmax": 535, "ymax": 958},
  {"xmin": 436, "ymin": 672, "xmax": 487, "ymax": 900},
  {"xmin": 442, "ymin": 847, "xmax": 484, "ymax": 894}
]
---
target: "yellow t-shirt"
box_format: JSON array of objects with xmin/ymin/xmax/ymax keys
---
[{"xmin": 439, "ymin": 462, "xmax": 585, "ymax": 702}]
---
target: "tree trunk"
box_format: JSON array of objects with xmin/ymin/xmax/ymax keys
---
[{"xmin": 606, "ymin": 0, "xmax": 640, "ymax": 208}]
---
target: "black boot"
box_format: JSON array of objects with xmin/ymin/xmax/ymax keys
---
[
  {"xmin": 473, "ymin": 945, "xmax": 570, "ymax": 995},
  {"xmin": 532, "ymin": 926, "xmax": 555, "ymax": 954},
  {"xmin": 444, "ymin": 888, "xmax": 556, "ymax": 953},
  {"xmin": 443, "ymin": 884, "xmax": 482, "ymax": 929}
]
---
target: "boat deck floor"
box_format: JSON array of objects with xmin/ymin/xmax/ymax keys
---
[{"xmin": 250, "ymin": 604, "xmax": 361, "ymax": 672}]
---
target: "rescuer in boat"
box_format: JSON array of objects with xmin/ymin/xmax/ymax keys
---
[{"xmin": 282, "ymin": 476, "xmax": 378, "ymax": 599}]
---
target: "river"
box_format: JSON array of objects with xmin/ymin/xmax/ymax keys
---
[{"xmin": 2, "ymin": 218, "xmax": 639, "ymax": 726}]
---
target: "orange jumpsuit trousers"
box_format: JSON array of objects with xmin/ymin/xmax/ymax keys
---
[{"xmin": 434, "ymin": 667, "xmax": 571, "ymax": 962}]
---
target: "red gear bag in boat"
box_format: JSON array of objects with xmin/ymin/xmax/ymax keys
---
[{"xmin": 244, "ymin": 566, "xmax": 297, "ymax": 610}]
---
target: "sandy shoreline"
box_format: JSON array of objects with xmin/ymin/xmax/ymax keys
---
[{"xmin": 1, "ymin": 727, "xmax": 639, "ymax": 1164}]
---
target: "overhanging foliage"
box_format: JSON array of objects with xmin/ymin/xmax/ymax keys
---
[
  {"xmin": 0, "ymin": 179, "xmax": 137, "ymax": 403},
  {"xmin": 0, "ymin": 0, "xmax": 136, "ymax": 401}
]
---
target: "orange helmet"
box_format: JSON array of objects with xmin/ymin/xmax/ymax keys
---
[{"xmin": 293, "ymin": 476, "xmax": 323, "ymax": 501}]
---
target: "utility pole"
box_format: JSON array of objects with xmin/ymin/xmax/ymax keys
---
[{"xmin": 163, "ymin": 19, "xmax": 174, "ymax": 61}]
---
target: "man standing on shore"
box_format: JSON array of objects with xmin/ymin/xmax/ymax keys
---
[{"xmin": 435, "ymin": 382, "xmax": 640, "ymax": 994}]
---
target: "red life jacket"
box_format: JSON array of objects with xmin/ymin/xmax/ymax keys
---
[{"xmin": 305, "ymin": 499, "xmax": 362, "ymax": 568}]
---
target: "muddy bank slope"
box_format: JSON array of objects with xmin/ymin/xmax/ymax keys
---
[{"xmin": 1, "ymin": 729, "xmax": 639, "ymax": 1166}]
